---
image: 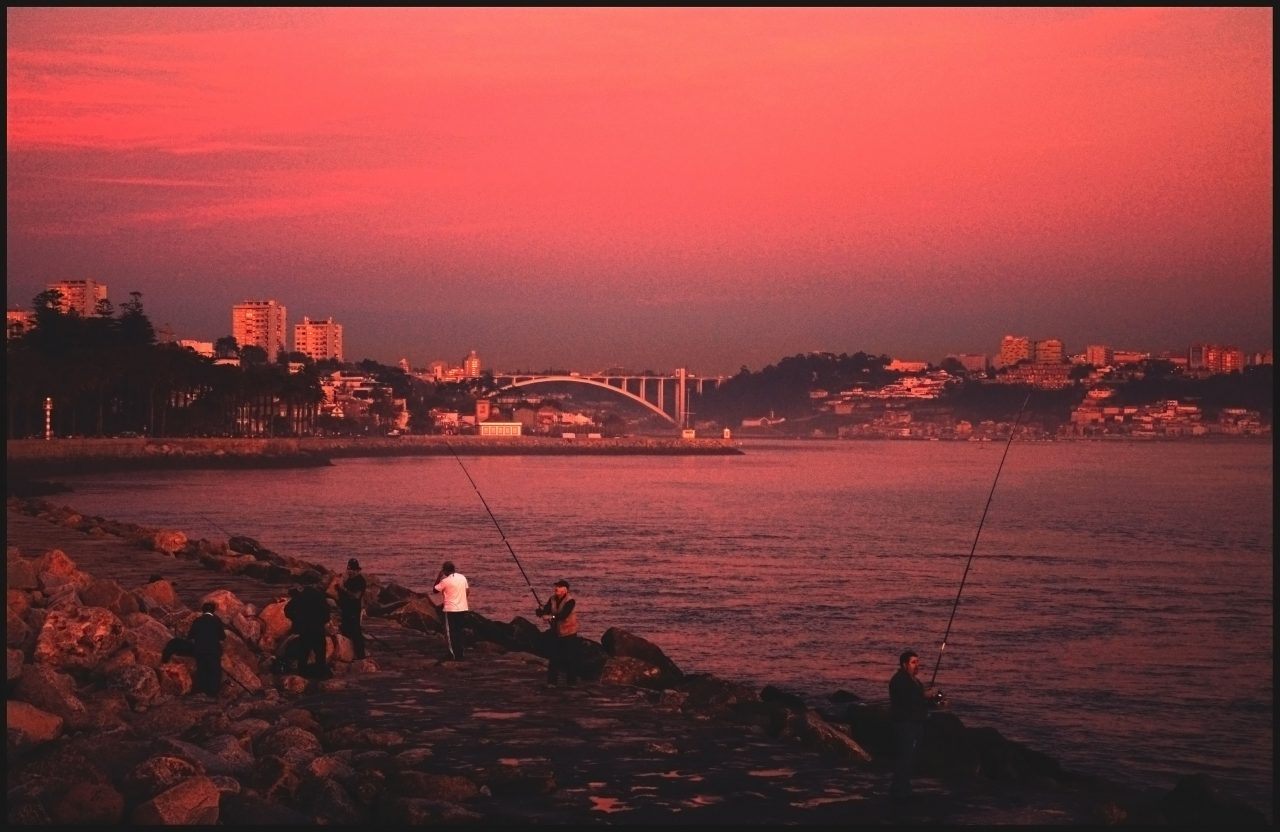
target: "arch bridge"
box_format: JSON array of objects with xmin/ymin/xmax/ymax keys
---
[{"xmin": 490, "ymin": 368, "xmax": 726, "ymax": 425}]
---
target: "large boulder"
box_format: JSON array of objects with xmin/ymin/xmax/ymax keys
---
[
  {"xmin": 34, "ymin": 606, "xmax": 126, "ymax": 673},
  {"xmin": 12, "ymin": 663, "xmax": 92, "ymax": 729},
  {"xmin": 151, "ymin": 529, "xmax": 189, "ymax": 556},
  {"xmin": 35, "ymin": 549, "xmax": 92, "ymax": 595},
  {"xmin": 7, "ymin": 700, "xmax": 64, "ymax": 751},
  {"xmin": 79, "ymin": 577, "xmax": 140, "ymax": 617},
  {"xmin": 134, "ymin": 577, "xmax": 181, "ymax": 613},
  {"xmin": 601, "ymin": 627, "xmax": 683, "ymax": 679},
  {"xmin": 7, "ymin": 552, "xmax": 40, "ymax": 590},
  {"xmin": 130, "ymin": 776, "xmax": 221, "ymax": 825}
]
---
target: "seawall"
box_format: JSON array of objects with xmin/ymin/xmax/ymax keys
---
[{"xmin": 6, "ymin": 435, "xmax": 743, "ymax": 479}]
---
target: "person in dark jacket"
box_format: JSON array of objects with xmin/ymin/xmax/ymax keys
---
[
  {"xmin": 285, "ymin": 585, "xmax": 332, "ymax": 679},
  {"xmin": 187, "ymin": 601, "xmax": 226, "ymax": 696},
  {"xmin": 335, "ymin": 558, "xmax": 368, "ymax": 659},
  {"xmin": 888, "ymin": 649, "xmax": 940, "ymax": 803},
  {"xmin": 536, "ymin": 579, "xmax": 580, "ymax": 688}
]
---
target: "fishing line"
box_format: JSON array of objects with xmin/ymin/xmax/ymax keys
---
[
  {"xmin": 444, "ymin": 440, "xmax": 543, "ymax": 608},
  {"xmin": 929, "ymin": 389, "xmax": 1033, "ymax": 688}
]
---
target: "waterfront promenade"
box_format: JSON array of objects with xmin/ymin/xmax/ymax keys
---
[{"xmin": 6, "ymin": 500, "xmax": 1158, "ymax": 826}]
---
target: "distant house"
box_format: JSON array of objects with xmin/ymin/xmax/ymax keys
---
[
  {"xmin": 478, "ymin": 422, "xmax": 522, "ymax": 437},
  {"xmin": 741, "ymin": 415, "xmax": 786, "ymax": 428}
]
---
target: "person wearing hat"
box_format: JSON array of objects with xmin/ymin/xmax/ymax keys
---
[
  {"xmin": 335, "ymin": 558, "xmax": 368, "ymax": 659},
  {"xmin": 536, "ymin": 579, "xmax": 580, "ymax": 688}
]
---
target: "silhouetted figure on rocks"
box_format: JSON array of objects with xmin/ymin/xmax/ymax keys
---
[
  {"xmin": 537, "ymin": 579, "xmax": 580, "ymax": 688},
  {"xmin": 888, "ymin": 649, "xmax": 940, "ymax": 805},
  {"xmin": 187, "ymin": 601, "xmax": 226, "ymax": 696},
  {"xmin": 285, "ymin": 585, "xmax": 332, "ymax": 679},
  {"xmin": 433, "ymin": 561, "xmax": 470, "ymax": 661},
  {"xmin": 335, "ymin": 558, "xmax": 368, "ymax": 659}
]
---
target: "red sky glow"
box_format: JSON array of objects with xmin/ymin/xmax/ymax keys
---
[{"xmin": 6, "ymin": 7, "xmax": 1273, "ymax": 373}]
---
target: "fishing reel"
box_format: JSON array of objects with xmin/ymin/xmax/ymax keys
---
[{"xmin": 930, "ymin": 689, "xmax": 948, "ymax": 709}]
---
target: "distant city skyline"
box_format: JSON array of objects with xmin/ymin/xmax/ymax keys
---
[{"xmin": 7, "ymin": 8, "xmax": 1273, "ymax": 376}]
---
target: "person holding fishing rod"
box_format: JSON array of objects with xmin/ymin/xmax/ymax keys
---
[
  {"xmin": 888, "ymin": 649, "xmax": 944, "ymax": 804},
  {"xmin": 433, "ymin": 561, "xmax": 470, "ymax": 661},
  {"xmin": 536, "ymin": 580, "xmax": 581, "ymax": 688}
]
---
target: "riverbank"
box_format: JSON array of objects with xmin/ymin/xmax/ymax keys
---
[{"xmin": 6, "ymin": 497, "xmax": 1267, "ymax": 826}]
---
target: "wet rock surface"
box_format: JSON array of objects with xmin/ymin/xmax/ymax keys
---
[{"xmin": 6, "ymin": 497, "xmax": 1267, "ymax": 826}]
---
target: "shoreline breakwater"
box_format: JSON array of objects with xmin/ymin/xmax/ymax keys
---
[
  {"xmin": 6, "ymin": 435, "xmax": 742, "ymax": 481},
  {"xmin": 5, "ymin": 496, "xmax": 1268, "ymax": 826}
]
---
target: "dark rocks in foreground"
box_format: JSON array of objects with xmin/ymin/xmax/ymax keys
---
[{"xmin": 5, "ymin": 496, "xmax": 1268, "ymax": 826}]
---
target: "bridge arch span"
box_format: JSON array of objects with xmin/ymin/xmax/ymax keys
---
[{"xmin": 493, "ymin": 376, "xmax": 676, "ymax": 424}]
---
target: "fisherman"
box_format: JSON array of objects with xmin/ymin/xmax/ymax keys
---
[
  {"xmin": 285, "ymin": 584, "xmax": 332, "ymax": 679},
  {"xmin": 536, "ymin": 579, "xmax": 580, "ymax": 688},
  {"xmin": 335, "ymin": 558, "xmax": 368, "ymax": 659},
  {"xmin": 888, "ymin": 649, "xmax": 940, "ymax": 804},
  {"xmin": 432, "ymin": 561, "xmax": 470, "ymax": 661},
  {"xmin": 187, "ymin": 601, "xmax": 227, "ymax": 696}
]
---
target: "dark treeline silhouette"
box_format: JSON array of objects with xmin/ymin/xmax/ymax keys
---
[{"xmin": 6, "ymin": 291, "xmax": 326, "ymax": 439}]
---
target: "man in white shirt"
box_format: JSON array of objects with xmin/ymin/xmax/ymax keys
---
[{"xmin": 432, "ymin": 560, "xmax": 470, "ymax": 661}]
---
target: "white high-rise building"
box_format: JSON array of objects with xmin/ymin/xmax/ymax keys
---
[
  {"xmin": 232, "ymin": 300, "xmax": 288, "ymax": 360},
  {"xmin": 293, "ymin": 316, "xmax": 344, "ymax": 362}
]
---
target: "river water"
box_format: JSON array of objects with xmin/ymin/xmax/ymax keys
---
[{"xmin": 48, "ymin": 438, "xmax": 1273, "ymax": 816}]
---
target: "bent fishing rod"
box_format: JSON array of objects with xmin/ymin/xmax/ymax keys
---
[
  {"xmin": 929, "ymin": 390, "xmax": 1032, "ymax": 689},
  {"xmin": 443, "ymin": 440, "xmax": 543, "ymax": 609}
]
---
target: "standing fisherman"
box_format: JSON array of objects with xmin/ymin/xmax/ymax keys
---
[
  {"xmin": 888, "ymin": 649, "xmax": 941, "ymax": 804},
  {"xmin": 286, "ymin": 584, "xmax": 332, "ymax": 679},
  {"xmin": 187, "ymin": 601, "xmax": 226, "ymax": 697},
  {"xmin": 433, "ymin": 561, "xmax": 470, "ymax": 661},
  {"xmin": 537, "ymin": 579, "xmax": 580, "ymax": 688},
  {"xmin": 335, "ymin": 558, "xmax": 368, "ymax": 659}
]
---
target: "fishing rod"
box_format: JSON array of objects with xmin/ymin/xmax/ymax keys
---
[
  {"xmin": 443, "ymin": 439, "xmax": 543, "ymax": 609},
  {"xmin": 929, "ymin": 389, "xmax": 1033, "ymax": 689}
]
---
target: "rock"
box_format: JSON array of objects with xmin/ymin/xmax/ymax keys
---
[
  {"xmin": 130, "ymin": 775, "xmax": 221, "ymax": 825},
  {"xmin": 392, "ymin": 770, "xmax": 482, "ymax": 802},
  {"xmin": 107, "ymin": 662, "xmax": 163, "ymax": 710},
  {"xmin": 8, "ymin": 552, "xmax": 40, "ymax": 590},
  {"xmin": 1161, "ymin": 773, "xmax": 1269, "ymax": 826},
  {"xmin": 601, "ymin": 627, "xmax": 684, "ymax": 679},
  {"xmin": 228, "ymin": 535, "xmax": 267, "ymax": 557},
  {"xmin": 599, "ymin": 654, "xmax": 671, "ymax": 688},
  {"xmin": 33, "ymin": 605, "xmax": 126, "ymax": 672},
  {"xmin": 296, "ymin": 775, "xmax": 363, "ymax": 823},
  {"xmin": 134, "ymin": 577, "xmax": 181, "ymax": 613},
  {"xmin": 49, "ymin": 781, "xmax": 126, "ymax": 825},
  {"xmin": 6, "ymin": 699, "xmax": 64, "ymax": 750},
  {"xmin": 79, "ymin": 576, "xmax": 140, "ymax": 616},
  {"xmin": 381, "ymin": 797, "xmax": 484, "ymax": 824},
  {"xmin": 123, "ymin": 755, "xmax": 203, "ymax": 801},
  {"xmin": 36, "ymin": 548, "xmax": 92, "ymax": 594},
  {"xmin": 257, "ymin": 725, "xmax": 325, "ymax": 768},
  {"xmin": 12, "ymin": 662, "xmax": 91, "ymax": 729},
  {"xmin": 7, "ymin": 646, "xmax": 24, "ymax": 681},
  {"xmin": 151, "ymin": 529, "xmax": 188, "ymax": 556}
]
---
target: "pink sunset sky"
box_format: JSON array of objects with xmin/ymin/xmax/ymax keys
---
[{"xmin": 6, "ymin": 7, "xmax": 1273, "ymax": 374}]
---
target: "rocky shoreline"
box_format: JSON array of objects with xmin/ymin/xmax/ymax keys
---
[{"xmin": 5, "ymin": 496, "xmax": 1268, "ymax": 826}]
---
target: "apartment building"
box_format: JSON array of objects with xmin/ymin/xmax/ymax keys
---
[
  {"xmin": 47, "ymin": 279, "xmax": 108, "ymax": 317},
  {"xmin": 997, "ymin": 335, "xmax": 1032, "ymax": 367},
  {"xmin": 231, "ymin": 300, "xmax": 287, "ymax": 360},
  {"xmin": 294, "ymin": 316, "xmax": 344, "ymax": 362}
]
